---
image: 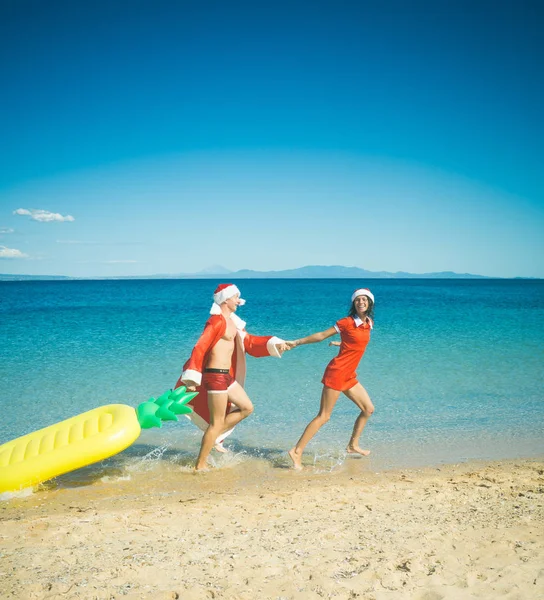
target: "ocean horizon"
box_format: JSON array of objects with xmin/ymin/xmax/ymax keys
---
[
  {"xmin": 2, "ymin": 263, "xmax": 539, "ymax": 281},
  {"xmin": 1, "ymin": 278, "xmax": 543, "ymax": 492}
]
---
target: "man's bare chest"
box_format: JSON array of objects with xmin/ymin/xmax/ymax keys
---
[{"xmin": 221, "ymin": 321, "xmax": 237, "ymax": 342}]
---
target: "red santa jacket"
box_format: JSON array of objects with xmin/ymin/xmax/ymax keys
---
[{"xmin": 174, "ymin": 312, "xmax": 284, "ymax": 444}]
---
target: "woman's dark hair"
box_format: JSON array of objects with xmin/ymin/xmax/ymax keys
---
[{"xmin": 348, "ymin": 297, "xmax": 375, "ymax": 322}]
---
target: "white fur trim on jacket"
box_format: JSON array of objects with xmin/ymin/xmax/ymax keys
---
[
  {"xmin": 209, "ymin": 304, "xmax": 247, "ymax": 330},
  {"xmin": 181, "ymin": 369, "xmax": 202, "ymax": 386},
  {"xmin": 208, "ymin": 306, "xmax": 247, "ymax": 329},
  {"xmin": 267, "ymin": 336, "xmax": 285, "ymax": 358},
  {"xmin": 230, "ymin": 313, "xmax": 246, "ymax": 330}
]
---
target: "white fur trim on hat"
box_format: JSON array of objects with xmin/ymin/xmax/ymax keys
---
[
  {"xmin": 351, "ymin": 288, "xmax": 375, "ymax": 304},
  {"xmin": 210, "ymin": 284, "xmax": 246, "ymax": 314},
  {"xmin": 214, "ymin": 284, "xmax": 243, "ymax": 305}
]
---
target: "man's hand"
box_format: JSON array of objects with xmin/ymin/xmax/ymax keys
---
[
  {"xmin": 285, "ymin": 340, "xmax": 298, "ymax": 350},
  {"xmin": 275, "ymin": 343, "xmax": 290, "ymax": 355}
]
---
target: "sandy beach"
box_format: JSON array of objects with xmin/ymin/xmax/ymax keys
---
[{"xmin": 1, "ymin": 457, "xmax": 543, "ymax": 600}]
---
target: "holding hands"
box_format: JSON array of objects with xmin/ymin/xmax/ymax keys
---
[
  {"xmin": 285, "ymin": 339, "xmax": 339, "ymax": 349},
  {"xmin": 275, "ymin": 342, "xmax": 293, "ymax": 355}
]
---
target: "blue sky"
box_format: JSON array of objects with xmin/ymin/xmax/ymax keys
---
[{"xmin": 1, "ymin": 0, "xmax": 542, "ymax": 278}]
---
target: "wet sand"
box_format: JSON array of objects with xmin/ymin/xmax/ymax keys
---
[{"xmin": 1, "ymin": 458, "xmax": 543, "ymax": 599}]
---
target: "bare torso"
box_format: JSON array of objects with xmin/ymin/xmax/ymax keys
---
[{"xmin": 206, "ymin": 317, "xmax": 237, "ymax": 369}]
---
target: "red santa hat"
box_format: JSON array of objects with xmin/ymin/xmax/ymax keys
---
[
  {"xmin": 210, "ymin": 283, "xmax": 246, "ymax": 314},
  {"xmin": 351, "ymin": 288, "xmax": 375, "ymax": 304}
]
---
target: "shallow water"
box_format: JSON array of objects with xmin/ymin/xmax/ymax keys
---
[{"xmin": 1, "ymin": 278, "xmax": 543, "ymax": 495}]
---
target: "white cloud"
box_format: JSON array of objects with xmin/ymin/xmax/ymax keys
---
[
  {"xmin": 0, "ymin": 227, "xmax": 14, "ymax": 234},
  {"xmin": 14, "ymin": 208, "xmax": 75, "ymax": 222},
  {"xmin": 0, "ymin": 245, "xmax": 28, "ymax": 258},
  {"xmin": 56, "ymin": 240, "xmax": 98, "ymax": 244},
  {"xmin": 56, "ymin": 240, "xmax": 144, "ymax": 246},
  {"xmin": 103, "ymin": 260, "xmax": 139, "ymax": 264}
]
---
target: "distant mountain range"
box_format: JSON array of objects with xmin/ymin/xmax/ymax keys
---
[
  {"xmin": 192, "ymin": 265, "xmax": 491, "ymax": 279},
  {"xmin": 0, "ymin": 264, "xmax": 501, "ymax": 281}
]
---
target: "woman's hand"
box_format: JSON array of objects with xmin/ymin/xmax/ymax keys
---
[
  {"xmin": 285, "ymin": 340, "xmax": 299, "ymax": 350},
  {"xmin": 329, "ymin": 341, "xmax": 340, "ymax": 347}
]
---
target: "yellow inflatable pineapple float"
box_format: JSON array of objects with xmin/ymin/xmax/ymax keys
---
[{"xmin": 0, "ymin": 387, "xmax": 195, "ymax": 493}]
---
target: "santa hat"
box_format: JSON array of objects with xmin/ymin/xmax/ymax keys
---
[
  {"xmin": 351, "ymin": 288, "xmax": 375, "ymax": 304},
  {"xmin": 210, "ymin": 283, "xmax": 246, "ymax": 314}
]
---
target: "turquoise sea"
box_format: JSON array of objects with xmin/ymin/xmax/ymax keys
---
[{"xmin": 1, "ymin": 278, "xmax": 543, "ymax": 487}]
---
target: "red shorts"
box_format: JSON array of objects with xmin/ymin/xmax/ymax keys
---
[{"xmin": 202, "ymin": 369, "xmax": 235, "ymax": 393}]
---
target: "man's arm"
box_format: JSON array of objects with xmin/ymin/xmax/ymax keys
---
[
  {"xmin": 243, "ymin": 334, "xmax": 287, "ymax": 358},
  {"xmin": 181, "ymin": 317, "xmax": 223, "ymax": 386}
]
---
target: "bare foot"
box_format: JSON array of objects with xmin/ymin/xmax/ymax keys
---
[
  {"xmin": 194, "ymin": 462, "xmax": 214, "ymax": 472},
  {"xmin": 214, "ymin": 443, "xmax": 229, "ymax": 454},
  {"xmin": 346, "ymin": 445, "xmax": 371, "ymax": 457},
  {"xmin": 288, "ymin": 448, "xmax": 303, "ymax": 470}
]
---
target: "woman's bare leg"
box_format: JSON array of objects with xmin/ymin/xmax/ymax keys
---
[
  {"xmin": 288, "ymin": 386, "xmax": 340, "ymax": 470},
  {"xmin": 344, "ymin": 383, "xmax": 374, "ymax": 456}
]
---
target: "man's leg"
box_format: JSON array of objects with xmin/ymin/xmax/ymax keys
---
[
  {"xmin": 195, "ymin": 392, "xmax": 229, "ymax": 470},
  {"xmin": 220, "ymin": 381, "xmax": 254, "ymax": 432},
  {"xmin": 344, "ymin": 383, "xmax": 374, "ymax": 456},
  {"xmin": 197, "ymin": 383, "xmax": 253, "ymax": 467}
]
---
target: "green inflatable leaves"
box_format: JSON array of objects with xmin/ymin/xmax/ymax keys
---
[
  {"xmin": 136, "ymin": 387, "xmax": 197, "ymax": 429},
  {"xmin": 136, "ymin": 401, "xmax": 162, "ymax": 429}
]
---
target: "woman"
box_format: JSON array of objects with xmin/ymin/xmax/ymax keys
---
[{"xmin": 286, "ymin": 288, "xmax": 375, "ymax": 470}]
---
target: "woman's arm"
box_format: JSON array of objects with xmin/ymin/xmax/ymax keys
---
[{"xmin": 286, "ymin": 326, "xmax": 338, "ymax": 349}]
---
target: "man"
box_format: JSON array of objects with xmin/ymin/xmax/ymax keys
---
[{"xmin": 175, "ymin": 283, "xmax": 287, "ymax": 470}]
